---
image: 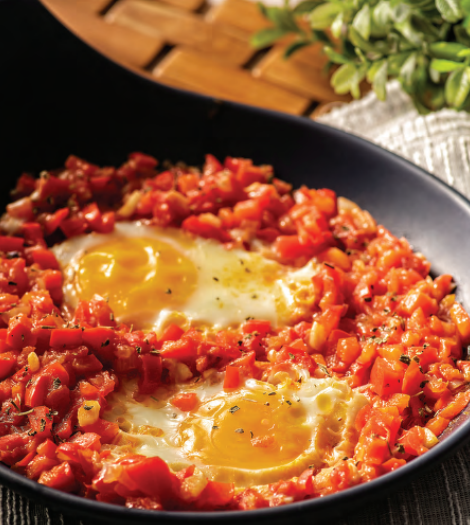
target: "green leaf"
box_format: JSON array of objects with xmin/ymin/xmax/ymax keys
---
[
  {"xmin": 390, "ymin": 3, "xmax": 411, "ymax": 24},
  {"xmin": 388, "ymin": 51, "xmax": 413, "ymax": 75},
  {"xmin": 463, "ymin": 14, "xmax": 470, "ymax": 33},
  {"xmin": 292, "ymin": 0, "xmax": 323, "ymax": 15},
  {"xmin": 324, "ymin": 46, "xmax": 351, "ymax": 64},
  {"xmin": 394, "ymin": 17, "xmax": 423, "ymax": 47},
  {"xmin": 257, "ymin": 1, "xmax": 268, "ymax": 18},
  {"xmin": 455, "ymin": 24, "xmax": 470, "ymax": 46},
  {"xmin": 251, "ymin": 27, "xmax": 290, "ymax": 48},
  {"xmin": 331, "ymin": 11, "xmax": 344, "ymax": 39},
  {"xmin": 331, "ymin": 63, "xmax": 357, "ymax": 94},
  {"xmin": 399, "ymin": 51, "xmax": 418, "ymax": 86},
  {"xmin": 430, "ymin": 65, "xmax": 441, "ymax": 83},
  {"xmin": 312, "ymin": 29, "xmax": 333, "ymax": 45},
  {"xmin": 430, "ymin": 58, "xmax": 465, "ymax": 72},
  {"xmin": 283, "ymin": 40, "xmax": 311, "ymax": 58},
  {"xmin": 372, "ymin": 60, "xmax": 388, "ymax": 100},
  {"xmin": 310, "ymin": 2, "xmax": 342, "ymax": 30},
  {"xmin": 458, "ymin": 48, "xmax": 470, "ymax": 56},
  {"xmin": 411, "ymin": 14, "xmax": 440, "ymax": 39},
  {"xmin": 367, "ymin": 59, "xmax": 385, "ymax": 82},
  {"xmin": 353, "ymin": 4, "xmax": 371, "ymax": 41},
  {"xmin": 264, "ymin": 7, "xmax": 300, "ymax": 32},
  {"xmin": 372, "ymin": 1, "xmax": 393, "ymax": 35},
  {"xmin": 445, "ymin": 67, "xmax": 470, "ymax": 106},
  {"xmin": 429, "ymin": 42, "xmax": 468, "ymax": 60},
  {"xmin": 462, "ymin": 0, "xmax": 470, "ymax": 15},
  {"xmin": 436, "ymin": 0, "xmax": 463, "ymax": 23},
  {"xmin": 349, "ymin": 27, "xmax": 382, "ymax": 55},
  {"xmin": 331, "ymin": 63, "xmax": 366, "ymax": 98}
]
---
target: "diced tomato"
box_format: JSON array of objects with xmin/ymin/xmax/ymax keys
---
[
  {"xmin": 0, "ymin": 236, "xmax": 24, "ymax": 252},
  {"xmin": 121, "ymin": 456, "xmax": 176, "ymax": 499},
  {"xmin": 50, "ymin": 328, "xmax": 83, "ymax": 349},
  {"xmin": 160, "ymin": 324, "xmax": 184, "ymax": 343},
  {"xmin": 30, "ymin": 248, "xmax": 59, "ymax": 270},
  {"xmin": 36, "ymin": 439, "xmax": 57, "ymax": 459},
  {"xmin": 43, "ymin": 208, "xmax": 69, "ymax": 235},
  {"xmin": 336, "ymin": 337, "xmax": 361, "ymax": 365},
  {"xmin": 7, "ymin": 315, "xmax": 35, "ymax": 349},
  {"xmin": 399, "ymin": 290, "xmax": 438, "ymax": 317},
  {"xmin": 26, "ymin": 455, "xmax": 59, "ymax": 480},
  {"xmin": 82, "ymin": 327, "xmax": 115, "ymax": 351},
  {"xmin": 273, "ymin": 235, "xmax": 307, "ymax": 260},
  {"xmin": 426, "ymin": 416, "xmax": 449, "ymax": 436},
  {"xmin": 204, "ymin": 154, "xmax": 223, "ymax": 176},
  {"xmin": 450, "ymin": 303, "xmax": 470, "ymax": 345},
  {"xmin": 0, "ymin": 433, "xmax": 29, "ymax": 466},
  {"xmin": 0, "ymin": 351, "xmax": 18, "ymax": 379},
  {"xmin": 38, "ymin": 461, "xmax": 77, "ymax": 492},
  {"xmin": 129, "ymin": 152, "xmax": 158, "ymax": 170},
  {"xmin": 60, "ymin": 216, "xmax": 87, "ymax": 238},
  {"xmin": 182, "ymin": 216, "xmax": 231, "ymax": 243},
  {"xmin": 28, "ymin": 406, "xmax": 53, "ymax": 438},
  {"xmin": 399, "ymin": 426, "xmax": 429, "ymax": 456},
  {"xmin": 402, "ymin": 359, "xmax": 425, "ymax": 396},
  {"xmin": 170, "ymin": 392, "xmax": 199, "ymax": 411},
  {"xmin": 223, "ymin": 366, "xmax": 240, "ymax": 389},
  {"xmin": 381, "ymin": 458, "xmax": 406, "ymax": 472},
  {"xmin": 242, "ymin": 319, "xmax": 272, "ymax": 337},
  {"xmin": 198, "ymin": 480, "xmax": 234, "ymax": 508},
  {"xmin": 370, "ymin": 357, "xmax": 406, "ymax": 397},
  {"xmin": 137, "ymin": 354, "xmax": 162, "ymax": 395},
  {"xmin": 160, "ymin": 337, "xmax": 197, "ymax": 360}
]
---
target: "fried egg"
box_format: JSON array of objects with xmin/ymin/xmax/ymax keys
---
[
  {"xmin": 105, "ymin": 375, "xmax": 368, "ymax": 487},
  {"xmin": 52, "ymin": 222, "xmax": 319, "ymax": 332}
]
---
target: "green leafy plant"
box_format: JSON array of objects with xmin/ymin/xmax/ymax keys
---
[{"xmin": 252, "ymin": 0, "xmax": 470, "ymax": 112}]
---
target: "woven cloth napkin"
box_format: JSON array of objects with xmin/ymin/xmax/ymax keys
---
[{"xmin": 2, "ymin": 83, "xmax": 470, "ymax": 525}]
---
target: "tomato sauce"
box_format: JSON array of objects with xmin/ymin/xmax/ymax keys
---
[{"xmin": 0, "ymin": 152, "xmax": 468, "ymax": 510}]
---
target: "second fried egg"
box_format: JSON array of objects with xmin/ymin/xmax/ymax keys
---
[{"xmin": 105, "ymin": 375, "xmax": 368, "ymax": 487}]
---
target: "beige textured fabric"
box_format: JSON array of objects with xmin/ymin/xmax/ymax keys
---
[
  {"xmin": 318, "ymin": 80, "xmax": 470, "ymax": 198},
  {"xmin": 3, "ymin": 83, "xmax": 470, "ymax": 524}
]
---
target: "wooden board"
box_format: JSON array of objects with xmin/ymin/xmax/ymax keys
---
[{"xmin": 40, "ymin": 0, "xmax": 354, "ymax": 117}]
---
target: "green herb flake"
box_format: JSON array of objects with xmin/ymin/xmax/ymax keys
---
[{"xmin": 399, "ymin": 354, "xmax": 411, "ymax": 365}]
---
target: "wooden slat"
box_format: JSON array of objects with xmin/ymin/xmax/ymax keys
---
[
  {"xmin": 42, "ymin": 0, "xmax": 164, "ymax": 68},
  {"xmin": 153, "ymin": 47, "xmax": 310, "ymax": 115},
  {"xmin": 106, "ymin": 0, "xmax": 254, "ymax": 67},
  {"xmin": 252, "ymin": 46, "xmax": 350, "ymax": 103},
  {"xmin": 156, "ymin": 0, "xmax": 204, "ymax": 12},
  {"xmin": 205, "ymin": 0, "xmax": 269, "ymax": 36},
  {"xmin": 68, "ymin": 0, "xmax": 112, "ymax": 13},
  {"xmin": 286, "ymin": 42, "xmax": 329, "ymax": 69}
]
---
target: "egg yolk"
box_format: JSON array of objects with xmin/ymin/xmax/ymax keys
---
[
  {"xmin": 176, "ymin": 388, "xmax": 311, "ymax": 470},
  {"xmin": 76, "ymin": 237, "xmax": 197, "ymax": 327}
]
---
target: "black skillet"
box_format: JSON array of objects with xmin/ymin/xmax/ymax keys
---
[{"xmin": 1, "ymin": 0, "xmax": 470, "ymax": 523}]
